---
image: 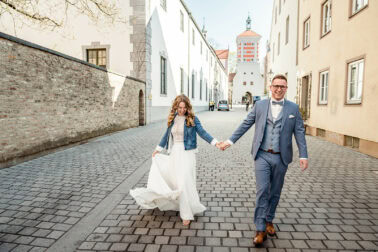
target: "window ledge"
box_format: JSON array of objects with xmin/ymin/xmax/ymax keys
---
[
  {"xmin": 320, "ymin": 30, "xmax": 331, "ymax": 39},
  {"xmin": 346, "ymin": 100, "xmax": 362, "ymax": 105}
]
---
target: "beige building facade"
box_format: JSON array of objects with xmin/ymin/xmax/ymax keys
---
[{"xmin": 297, "ymin": 0, "xmax": 378, "ymax": 158}]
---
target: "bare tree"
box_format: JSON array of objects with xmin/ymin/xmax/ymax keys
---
[
  {"xmin": 228, "ymin": 51, "xmax": 237, "ymax": 73},
  {"xmin": 0, "ymin": 0, "xmax": 127, "ymax": 29}
]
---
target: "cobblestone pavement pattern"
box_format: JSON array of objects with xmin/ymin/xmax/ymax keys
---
[{"xmin": 1, "ymin": 109, "xmax": 377, "ymax": 252}]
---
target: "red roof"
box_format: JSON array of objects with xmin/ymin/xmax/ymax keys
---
[
  {"xmin": 228, "ymin": 73, "xmax": 236, "ymax": 82},
  {"xmin": 237, "ymin": 30, "xmax": 261, "ymax": 38},
  {"xmin": 215, "ymin": 49, "xmax": 229, "ymax": 59}
]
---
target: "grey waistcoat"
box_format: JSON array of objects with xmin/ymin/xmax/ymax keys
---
[{"xmin": 260, "ymin": 104, "xmax": 283, "ymax": 152}]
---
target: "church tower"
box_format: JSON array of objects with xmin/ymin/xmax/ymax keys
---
[
  {"xmin": 232, "ymin": 14, "xmax": 264, "ymax": 105},
  {"xmin": 237, "ymin": 14, "xmax": 261, "ymax": 63}
]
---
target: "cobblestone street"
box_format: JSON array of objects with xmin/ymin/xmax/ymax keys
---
[{"xmin": 1, "ymin": 109, "xmax": 377, "ymax": 252}]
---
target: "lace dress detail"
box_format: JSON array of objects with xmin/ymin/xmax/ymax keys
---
[{"xmin": 171, "ymin": 115, "xmax": 185, "ymax": 143}]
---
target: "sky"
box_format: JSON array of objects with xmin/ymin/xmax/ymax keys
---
[{"xmin": 184, "ymin": 0, "xmax": 274, "ymax": 63}]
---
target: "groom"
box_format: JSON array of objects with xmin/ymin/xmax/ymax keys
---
[{"xmin": 219, "ymin": 74, "xmax": 308, "ymax": 246}]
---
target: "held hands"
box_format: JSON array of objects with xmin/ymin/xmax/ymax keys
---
[{"xmin": 216, "ymin": 141, "xmax": 231, "ymax": 151}]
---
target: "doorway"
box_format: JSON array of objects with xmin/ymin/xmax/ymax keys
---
[{"xmin": 139, "ymin": 90, "xmax": 145, "ymax": 126}]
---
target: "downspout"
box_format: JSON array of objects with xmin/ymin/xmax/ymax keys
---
[{"xmin": 187, "ymin": 12, "xmax": 191, "ymax": 97}]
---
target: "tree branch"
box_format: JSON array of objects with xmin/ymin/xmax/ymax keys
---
[
  {"xmin": 0, "ymin": 0, "xmax": 124, "ymax": 28},
  {"xmin": 0, "ymin": 0, "xmax": 61, "ymax": 27}
]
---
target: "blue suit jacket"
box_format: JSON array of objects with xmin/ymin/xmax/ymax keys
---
[{"xmin": 229, "ymin": 99, "xmax": 308, "ymax": 166}]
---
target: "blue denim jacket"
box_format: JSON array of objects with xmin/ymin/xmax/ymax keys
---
[{"xmin": 157, "ymin": 115, "xmax": 215, "ymax": 151}]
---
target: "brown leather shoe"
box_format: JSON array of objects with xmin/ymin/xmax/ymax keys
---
[
  {"xmin": 266, "ymin": 222, "xmax": 276, "ymax": 236},
  {"xmin": 253, "ymin": 231, "xmax": 267, "ymax": 246}
]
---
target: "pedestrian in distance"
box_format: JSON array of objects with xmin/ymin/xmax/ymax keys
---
[
  {"xmin": 218, "ymin": 74, "xmax": 309, "ymax": 246},
  {"xmin": 130, "ymin": 94, "xmax": 221, "ymax": 226},
  {"xmin": 246, "ymin": 100, "xmax": 250, "ymax": 111}
]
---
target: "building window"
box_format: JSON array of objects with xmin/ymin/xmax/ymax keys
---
[
  {"xmin": 87, "ymin": 49, "xmax": 107, "ymax": 68},
  {"xmin": 180, "ymin": 68, "xmax": 184, "ymax": 94},
  {"xmin": 277, "ymin": 33, "xmax": 280, "ymax": 55},
  {"xmin": 160, "ymin": 0, "xmax": 166, "ymax": 11},
  {"xmin": 351, "ymin": 0, "xmax": 368, "ymax": 15},
  {"xmin": 275, "ymin": 8, "xmax": 277, "ymax": 24},
  {"xmin": 160, "ymin": 56, "xmax": 167, "ymax": 95},
  {"xmin": 200, "ymin": 41, "xmax": 203, "ymax": 54},
  {"xmin": 347, "ymin": 59, "xmax": 364, "ymax": 104},
  {"xmin": 321, "ymin": 1, "xmax": 332, "ymax": 36},
  {"xmin": 319, "ymin": 70, "xmax": 329, "ymax": 104},
  {"xmin": 206, "ymin": 50, "xmax": 208, "ymax": 61},
  {"xmin": 200, "ymin": 79, "xmax": 203, "ymax": 100},
  {"xmin": 205, "ymin": 81, "xmax": 208, "ymax": 101},
  {"xmin": 272, "ymin": 42, "xmax": 275, "ymax": 62},
  {"xmin": 303, "ymin": 18, "xmax": 310, "ymax": 48},
  {"xmin": 180, "ymin": 11, "xmax": 184, "ymax": 32},
  {"xmin": 250, "ymin": 81, "xmax": 254, "ymax": 85},
  {"xmin": 191, "ymin": 74, "xmax": 195, "ymax": 99},
  {"xmin": 285, "ymin": 16, "xmax": 289, "ymax": 44},
  {"xmin": 192, "ymin": 29, "xmax": 195, "ymax": 45},
  {"xmin": 243, "ymin": 81, "xmax": 246, "ymax": 85},
  {"xmin": 279, "ymin": 0, "xmax": 281, "ymax": 14}
]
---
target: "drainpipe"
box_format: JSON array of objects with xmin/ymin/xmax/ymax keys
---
[{"xmin": 187, "ymin": 12, "xmax": 191, "ymax": 97}]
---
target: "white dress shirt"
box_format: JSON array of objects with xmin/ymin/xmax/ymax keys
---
[{"xmin": 270, "ymin": 98, "xmax": 284, "ymax": 122}]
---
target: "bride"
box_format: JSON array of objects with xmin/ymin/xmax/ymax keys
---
[{"xmin": 130, "ymin": 94, "xmax": 220, "ymax": 225}]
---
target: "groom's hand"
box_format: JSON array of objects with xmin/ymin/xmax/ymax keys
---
[
  {"xmin": 300, "ymin": 159, "xmax": 308, "ymax": 171},
  {"xmin": 220, "ymin": 142, "xmax": 231, "ymax": 151}
]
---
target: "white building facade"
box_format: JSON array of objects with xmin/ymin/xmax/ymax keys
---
[
  {"xmin": 232, "ymin": 16, "xmax": 264, "ymax": 105},
  {"xmin": 146, "ymin": 0, "xmax": 228, "ymax": 122},
  {"xmin": 267, "ymin": 0, "xmax": 299, "ymax": 102}
]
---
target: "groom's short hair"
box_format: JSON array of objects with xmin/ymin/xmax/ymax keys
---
[{"xmin": 272, "ymin": 74, "xmax": 287, "ymax": 84}]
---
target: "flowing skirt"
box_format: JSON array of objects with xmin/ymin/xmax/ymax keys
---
[{"xmin": 130, "ymin": 142, "xmax": 206, "ymax": 220}]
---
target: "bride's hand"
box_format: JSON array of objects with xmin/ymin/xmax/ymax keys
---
[{"xmin": 152, "ymin": 150, "xmax": 159, "ymax": 157}]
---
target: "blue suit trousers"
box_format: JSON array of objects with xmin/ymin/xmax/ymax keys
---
[{"xmin": 254, "ymin": 150, "xmax": 288, "ymax": 231}]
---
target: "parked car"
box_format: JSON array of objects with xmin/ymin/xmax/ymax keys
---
[
  {"xmin": 218, "ymin": 100, "xmax": 229, "ymax": 111},
  {"xmin": 253, "ymin": 96, "xmax": 261, "ymax": 105}
]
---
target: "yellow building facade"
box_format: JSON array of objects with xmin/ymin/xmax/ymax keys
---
[{"xmin": 297, "ymin": 0, "xmax": 378, "ymax": 158}]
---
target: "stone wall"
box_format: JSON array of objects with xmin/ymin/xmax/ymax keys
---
[{"xmin": 0, "ymin": 33, "xmax": 145, "ymax": 167}]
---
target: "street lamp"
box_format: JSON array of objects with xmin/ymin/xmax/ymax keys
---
[
  {"xmin": 266, "ymin": 69, "xmax": 274, "ymax": 97},
  {"xmin": 268, "ymin": 69, "xmax": 274, "ymax": 83}
]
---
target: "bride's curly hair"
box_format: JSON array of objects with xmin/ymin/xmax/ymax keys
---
[{"xmin": 167, "ymin": 94, "xmax": 195, "ymax": 127}]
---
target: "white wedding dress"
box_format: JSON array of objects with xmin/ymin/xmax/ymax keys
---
[{"xmin": 130, "ymin": 115, "xmax": 206, "ymax": 220}]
